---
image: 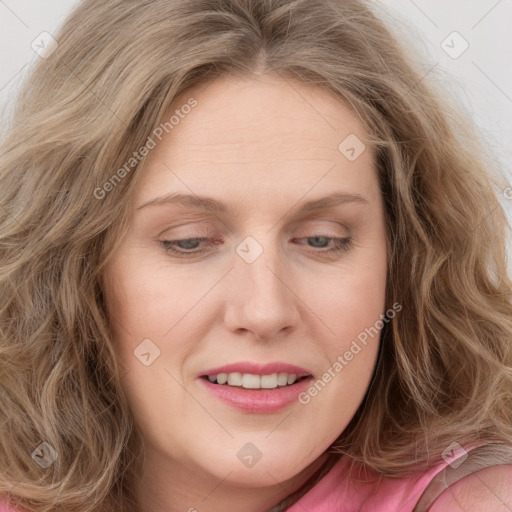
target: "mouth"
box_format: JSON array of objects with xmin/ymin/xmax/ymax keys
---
[
  {"xmin": 197, "ymin": 362, "xmax": 314, "ymax": 413},
  {"xmin": 198, "ymin": 370, "xmax": 314, "ymax": 414}
]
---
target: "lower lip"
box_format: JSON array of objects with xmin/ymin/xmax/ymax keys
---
[{"xmin": 199, "ymin": 376, "xmax": 314, "ymax": 414}]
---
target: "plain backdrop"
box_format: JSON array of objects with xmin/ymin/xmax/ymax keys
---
[{"xmin": 1, "ymin": 0, "xmax": 511, "ymax": 271}]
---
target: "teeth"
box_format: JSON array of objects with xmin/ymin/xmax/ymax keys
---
[
  {"xmin": 277, "ymin": 372, "xmax": 288, "ymax": 386},
  {"xmin": 227, "ymin": 372, "xmax": 242, "ymax": 386},
  {"xmin": 242, "ymin": 374, "xmax": 260, "ymax": 389},
  {"xmin": 206, "ymin": 372, "xmax": 300, "ymax": 388},
  {"xmin": 261, "ymin": 373, "xmax": 278, "ymax": 389}
]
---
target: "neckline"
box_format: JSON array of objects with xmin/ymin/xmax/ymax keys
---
[{"xmin": 267, "ymin": 452, "xmax": 343, "ymax": 512}]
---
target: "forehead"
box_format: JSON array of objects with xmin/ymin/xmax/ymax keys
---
[{"xmin": 135, "ymin": 74, "xmax": 379, "ymax": 209}]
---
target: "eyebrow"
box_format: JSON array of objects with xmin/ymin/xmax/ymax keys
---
[{"xmin": 136, "ymin": 190, "xmax": 369, "ymax": 214}]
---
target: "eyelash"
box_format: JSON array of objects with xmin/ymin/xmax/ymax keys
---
[{"xmin": 159, "ymin": 234, "xmax": 352, "ymax": 257}]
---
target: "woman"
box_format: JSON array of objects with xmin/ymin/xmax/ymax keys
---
[{"xmin": 1, "ymin": 1, "xmax": 511, "ymax": 511}]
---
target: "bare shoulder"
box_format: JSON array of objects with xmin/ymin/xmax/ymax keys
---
[{"xmin": 429, "ymin": 464, "xmax": 512, "ymax": 511}]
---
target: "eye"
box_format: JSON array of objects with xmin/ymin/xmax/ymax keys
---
[
  {"xmin": 158, "ymin": 235, "xmax": 352, "ymax": 257},
  {"xmin": 159, "ymin": 237, "xmax": 212, "ymax": 256},
  {"xmin": 293, "ymin": 235, "xmax": 352, "ymax": 254}
]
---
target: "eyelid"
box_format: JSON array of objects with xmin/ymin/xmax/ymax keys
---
[
  {"xmin": 295, "ymin": 219, "xmax": 350, "ymax": 234},
  {"xmin": 158, "ymin": 221, "xmax": 217, "ymax": 238},
  {"xmin": 292, "ymin": 213, "xmax": 350, "ymax": 231},
  {"xmin": 158, "ymin": 218, "xmax": 350, "ymax": 235}
]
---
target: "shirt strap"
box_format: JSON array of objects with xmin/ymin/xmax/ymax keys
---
[{"xmin": 412, "ymin": 443, "xmax": 512, "ymax": 512}]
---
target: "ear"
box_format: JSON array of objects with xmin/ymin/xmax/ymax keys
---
[{"xmin": 428, "ymin": 464, "xmax": 512, "ymax": 511}]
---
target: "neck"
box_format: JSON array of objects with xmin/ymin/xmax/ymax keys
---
[{"xmin": 133, "ymin": 450, "xmax": 335, "ymax": 512}]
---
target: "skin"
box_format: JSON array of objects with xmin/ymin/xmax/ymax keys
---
[{"xmin": 102, "ymin": 73, "xmax": 389, "ymax": 512}]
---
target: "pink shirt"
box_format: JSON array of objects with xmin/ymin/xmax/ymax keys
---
[
  {"xmin": 0, "ymin": 444, "xmax": 484, "ymax": 512},
  {"xmin": 288, "ymin": 451, "xmax": 458, "ymax": 511}
]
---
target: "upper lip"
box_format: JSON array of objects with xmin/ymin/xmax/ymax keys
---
[{"xmin": 199, "ymin": 361, "xmax": 312, "ymax": 379}]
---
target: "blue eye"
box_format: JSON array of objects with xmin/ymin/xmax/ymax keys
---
[
  {"xmin": 159, "ymin": 235, "xmax": 352, "ymax": 257},
  {"xmin": 299, "ymin": 235, "xmax": 352, "ymax": 253},
  {"xmin": 160, "ymin": 237, "xmax": 211, "ymax": 255}
]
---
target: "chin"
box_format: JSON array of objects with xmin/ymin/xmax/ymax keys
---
[
  {"xmin": 219, "ymin": 462, "xmax": 306, "ymax": 488},
  {"xmin": 197, "ymin": 443, "xmax": 316, "ymax": 488}
]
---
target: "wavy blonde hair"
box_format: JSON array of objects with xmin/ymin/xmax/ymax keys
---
[{"xmin": 1, "ymin": 0, "xmax": 511, "ymax": 511}]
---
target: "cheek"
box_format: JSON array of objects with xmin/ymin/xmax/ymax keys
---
[
  {"xmin": 311, "ymin": 262, "xmax": 387, "ymax": 348},
  {"xmin": 103, "ymin": 255, "xmax": 223, "ymax": 385},
  {"xmin": 297, "ymin": 268, "xmax": 384, "ymax": 435},
  {"xmin": 301, "ymin": 254, "xmax": 386, "ymax": 410},
  {"xmin": 105, "ymin": 255, "xmax": 210, "ymax": 333}
]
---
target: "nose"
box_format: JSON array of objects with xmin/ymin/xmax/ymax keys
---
[{"xmin": 223, "ymin": 238, "xmax": 300, "ymax": 342}]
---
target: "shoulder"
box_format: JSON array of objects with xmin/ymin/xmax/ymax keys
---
[{"xmin": 428, "ymin": 463, "xmax": 512, "ymax": 511}]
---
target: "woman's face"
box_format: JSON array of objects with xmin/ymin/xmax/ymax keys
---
[{"xmin": 103, "ymin": 74, "xmax": 388, "ymax": 505}]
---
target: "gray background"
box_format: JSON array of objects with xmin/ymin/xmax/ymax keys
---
[{"xmin": 1, "ymin": 0, "xmax": 511, "ymax": 270}]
